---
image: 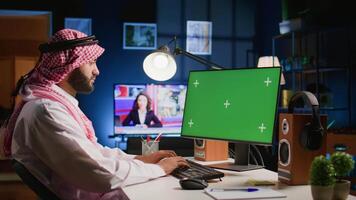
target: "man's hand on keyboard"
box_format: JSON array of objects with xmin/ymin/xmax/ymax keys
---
[
  {"xmin": 135, "ymin": 150, "xmax": 177, "ymax": 164},
  {"xmin": 158, "ymin": 157, "xmax": 189, "ymax": 175}
]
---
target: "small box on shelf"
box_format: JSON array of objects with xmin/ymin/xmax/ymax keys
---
[{"xmin": 279, "ymin": 18, "xmax": 304, "ymax": 34}]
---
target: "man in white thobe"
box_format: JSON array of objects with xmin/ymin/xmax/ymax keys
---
[{"xmin": 2, "ymin": 29, "xmax": 188, "ymax": 200}]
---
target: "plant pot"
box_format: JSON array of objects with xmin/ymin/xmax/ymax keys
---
[
  {"xmin": 333, "ymin": 180, "xmax": 351, "ymax": 200},
  {"xmin": 311, "ymin": 185, "xmax": 334, "ymax": 200}
]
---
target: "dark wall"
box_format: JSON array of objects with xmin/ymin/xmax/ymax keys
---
[
  {"xmin": 0, "ymin": 0, "xmax": 84, "ymax": 31},
  {"xmin": 1, "ymin": 0, "xmax": 260, "ymax": 146},
  {"xmin": 255, "ymin": 0, "xmax": 281, "ymax": 56},
  {"xmin": 5, "ymin": 0, "xmax": 353, "ymax": 144}
]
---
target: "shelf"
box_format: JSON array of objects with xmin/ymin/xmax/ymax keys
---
[
  {"xmin": 278, "ymin": 107, "xmax": 349, "ymax": 112},
  {"xmin": 320, "ymin": 107, "xmax": 349, "ymax": 111},
  {"xmin": 273, "ymin": 26, "xmax": 353, "ymax": 130},
  {"xmin": 328, "ymin": 128, "xmax": 356, "ymax": 135},
  {"xmin": 272, "ymin": 26, "xmax": 351, "ymax": 40},
  {"xmin": 283, "ymin": 67, "xmax": 348, "ymax": 74},
  {"xmin": 273, "ymin": 31, "xmax": 298, "ymax": 40}
]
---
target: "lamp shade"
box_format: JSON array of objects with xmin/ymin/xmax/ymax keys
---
[
  {"xmin": 143, "ymin": 46, "xmax": 177, "ymax": 81},
  {"xmin": 257, "ymin": 56, "xmax": 286, "ymax": 85}
]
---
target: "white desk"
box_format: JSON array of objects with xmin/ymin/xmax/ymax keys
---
[{"xmin": 123, "ymin": 159, "xmax": 356, "ymax": 200}]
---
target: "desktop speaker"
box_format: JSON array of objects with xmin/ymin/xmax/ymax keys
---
[
  {"xmin": 194, "ymin": 139, "xmax": 228, "ymax": 161},
  {"xmin": 278, "ymin": 91, "xmax": 327, "ymax": 185}
]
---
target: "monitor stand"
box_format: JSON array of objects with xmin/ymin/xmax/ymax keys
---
[{"xmin": 207, "ymin": 143, "xmax": 263, "ymax": 172}]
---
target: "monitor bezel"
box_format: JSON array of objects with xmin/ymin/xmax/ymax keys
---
[{"xmin": 180, "ymin": 67, "xmax": 281, "ymax": 146}]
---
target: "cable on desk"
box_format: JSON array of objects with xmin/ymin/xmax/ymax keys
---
[
  {"xmin": 249, "ymin": 151, "xmax": 258, "ymax": 165},
  {"xmin": 251, "ymin": 145, "xmax": 265, "ymax": 167}
]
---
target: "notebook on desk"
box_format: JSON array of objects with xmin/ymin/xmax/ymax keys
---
[{"xmin": 205, "ymin": 187, "xmax": 286, "ymax": 200}]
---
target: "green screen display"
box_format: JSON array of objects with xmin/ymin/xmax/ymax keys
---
[{"xmin": 181, "ymin": 67, "xmax": 281, "ymax": 144}]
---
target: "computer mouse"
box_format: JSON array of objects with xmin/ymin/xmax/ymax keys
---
[{"xmin": 179, "ymin": 178, "xmax": 208, "ymax": 190}]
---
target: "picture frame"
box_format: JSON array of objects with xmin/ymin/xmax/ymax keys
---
[
  {"xmin": 123, "ymin": 22, "xmax": 157, "ymax": 50},
  {"xmin": 65, "ymin": 18, "xmax": 92, "ymax": 36},
  {"xmin": 186, "ymin": 20, "xmax": 212, "ymax": 55}
]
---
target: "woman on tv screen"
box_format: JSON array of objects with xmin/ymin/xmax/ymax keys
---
[{"xmin": 123, "ymin": 92, "xmax": 162, "ymax": 127}]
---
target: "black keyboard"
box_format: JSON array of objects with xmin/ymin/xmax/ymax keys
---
[{"xmin": 171, "ymin": 159, "xmax": 224, "ymax": 180}]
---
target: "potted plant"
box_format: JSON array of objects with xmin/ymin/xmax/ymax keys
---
[
  {"xmin": 330, "ymin": 152, "xmax": 355, "ymax": 200},
  {"xmin": 310, "ymin": 155, "xmax": 335, "ymax": 200}
]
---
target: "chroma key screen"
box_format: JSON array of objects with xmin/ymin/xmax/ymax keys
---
[{"xmin": 181, "ymin": 67, "xmax": 281, "ymax": 145}]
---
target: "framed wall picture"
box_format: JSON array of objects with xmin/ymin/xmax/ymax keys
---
[
  {"xmin": 123, "ymin": 22, "xmax": 157, "ymax": 50},
  {"xmin": 65, "ymin": 18, "xmax": 92, "ymax": 35},
  {"xmin": 186, "ymin": 20, "xmax": 212, "ymax": 55}
]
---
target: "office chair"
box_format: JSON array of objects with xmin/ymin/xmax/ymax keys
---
[{"xmin": 11, "ymin": 159, "xmax": 60, "ymax": 200}]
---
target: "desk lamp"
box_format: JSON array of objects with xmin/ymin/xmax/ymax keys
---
[
  {"xmin": 257, "ymin": 56, "xmax": 285, "ymax": 85},
  {"xmin": 143, "ymin": 37, "xmax": 224, "ymax": 81}
]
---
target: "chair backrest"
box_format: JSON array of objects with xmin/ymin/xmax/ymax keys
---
[{"xmin": 11, "ymin": 159, "xmax": 60, "ymax": 200}]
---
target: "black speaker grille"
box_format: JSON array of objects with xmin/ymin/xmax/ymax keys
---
[{"xmin": 279, "ymin": 142, "xmax": 290, "ymax": 165}]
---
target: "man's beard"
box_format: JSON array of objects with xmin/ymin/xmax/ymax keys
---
[{"xmin": 68, "ymin": 68, "xmax": 95, "ymax": 94}]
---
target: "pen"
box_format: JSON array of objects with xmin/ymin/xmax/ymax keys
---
[
  {"xmin": 209, "ymin": 188, "xmax": 259, "ymax": 192},
  {"xmin": 154, "ymin": 132, "xmax": 163, "ymax": 142}
]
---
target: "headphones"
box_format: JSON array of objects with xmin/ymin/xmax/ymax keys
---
[
  {"xmin": 288, "ymin": 91, "xmax": 324, "ymax": 151},
  {"xmin": 38, "ymin": 35, "xmax": 99, "ymax": 53}
]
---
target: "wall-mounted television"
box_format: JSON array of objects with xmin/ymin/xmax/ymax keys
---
[{"xmin": 114, "ymin": 84, "xmax": 187, "ymax": 134}]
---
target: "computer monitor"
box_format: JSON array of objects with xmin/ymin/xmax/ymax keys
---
[
  {"xmin": 181, "ymin": 67, "xmax": 281, "ymax": 171},
  {"xmin": 114, "ymin": 84, "xmax": 187, "ymax": 134}
]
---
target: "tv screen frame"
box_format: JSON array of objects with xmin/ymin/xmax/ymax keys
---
[{"xmin": 113, "ymin": 83, "xmax": 187, "ymax": 134}]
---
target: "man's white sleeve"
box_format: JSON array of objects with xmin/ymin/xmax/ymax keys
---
[{"xmin": 25, "ymin": 101, "xmax": 165, "ymax": 192}]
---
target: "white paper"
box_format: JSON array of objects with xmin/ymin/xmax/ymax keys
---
[{"xmin": 205, "ymin": 187, "xmax": 286, "ymax": 200}]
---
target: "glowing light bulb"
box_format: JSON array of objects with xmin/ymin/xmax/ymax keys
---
[{"xmin": 153, "ymin": 54, "xmax": 169, "ymax": 69}]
